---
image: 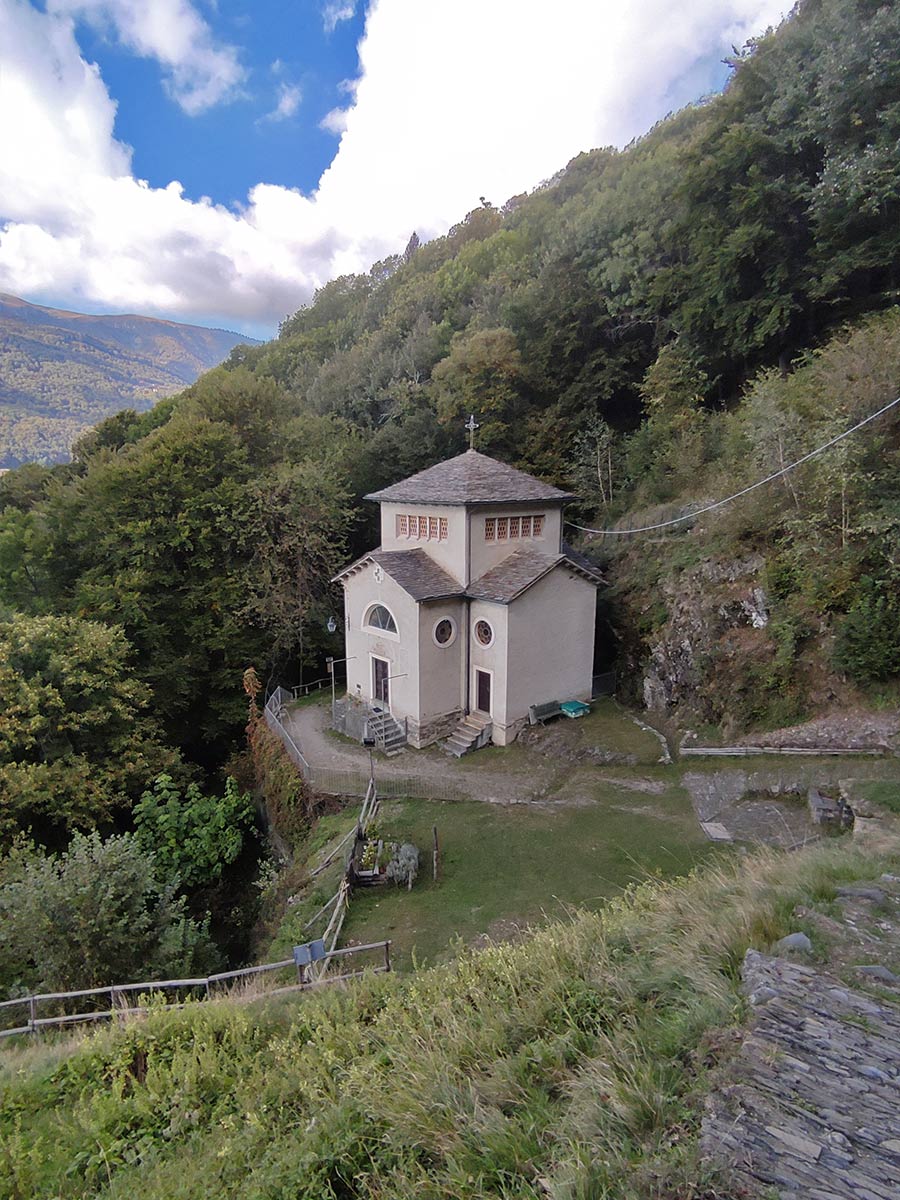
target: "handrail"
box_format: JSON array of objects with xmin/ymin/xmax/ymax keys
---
[{"xmin": 0, "ymin": 941, "xmax": 391, "ymax": 1039}]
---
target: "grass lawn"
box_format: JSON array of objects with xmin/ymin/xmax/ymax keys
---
[
  {"xmin": 856, "ymin": 778, "xmax": 900, "ymax": 814},
  {"xmin": 341, "ymin": 776, "xmax": 721, "ymax": 970}
]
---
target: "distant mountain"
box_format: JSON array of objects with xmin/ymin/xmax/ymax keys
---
[{"xmin": 0, "ymin": 294, "xmax": 259, "ymax": 466}]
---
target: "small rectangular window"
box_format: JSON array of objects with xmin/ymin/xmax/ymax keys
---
[
  {"xmin": 533, "ymin": 515, "xmax": 544, "ymax": 537},
  {"xmin": 509, "ymin": 517, "xmax": 520, "ymax": 538},
  {"xmin": 520, "ymin": 516, "xmax": 532, "ymax": 537},
  {"xmin": 439, "ymin": 517, "xmax": 448, "ymax": 540},
  {"xmin": 408, "ymin": 515, "xmax": 418, "ymax": 538},
  {"xmin": 429, "ymin": 516, "xmax": 439, "ymax": 540},
  {"xmin": 497, "ymin": 518, "xmax": 508, "ymax": 539},
  {"xmin": 397, "ymin": 514, "xmax": 408, "ymax": 537},
  {"xmin": 485, "ymin": 518, "xmax": 495, "ymax": 541}
]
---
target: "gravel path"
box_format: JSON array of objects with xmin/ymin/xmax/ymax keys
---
[{"xmin": 281, "ymin": 702, "xmax": 561, "ymax": 803}]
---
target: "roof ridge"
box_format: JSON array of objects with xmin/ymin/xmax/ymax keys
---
[{"xmin": 364, "ymin": 449, "xmax": 574, "ymax": 506}]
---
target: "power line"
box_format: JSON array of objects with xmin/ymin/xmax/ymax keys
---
[{"xmin": 566, "ymin": 394, "xmax": 900, "ymax": 537}]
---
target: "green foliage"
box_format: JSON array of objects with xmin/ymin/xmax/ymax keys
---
[
  {"xmin": 834, "ymin": 575, "xmax": 900, "ymax": 683},
  {"xmin": 133, "ymin": 774, "xmax": 254, "ymax": 889},
  {"xmin": 1, "ymin": 837, "xmax": 896, "ymax": 1198},
  {"xmin": 0, "ymin": 613, "xmax": 180, "ymax": 848},
  {"xmin": 0, "ymin": 832, "xmax": 217, "ymax": 998}
]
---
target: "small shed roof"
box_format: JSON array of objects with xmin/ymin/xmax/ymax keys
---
[{"xmin": 364, "ymin": 449, "xmax": 574, "ymax": 506}]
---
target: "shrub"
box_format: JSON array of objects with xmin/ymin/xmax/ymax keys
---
[
  {"xmin": 134, "ymin": 773, "xmax": 255, "ymax": 889},
  {"xmin": 0, "ymin": 832, "xmax": 217, "ymax": 997},
  {"xmin": 834, "ymin": 574, "xmax": 900, "ymax": 683}
]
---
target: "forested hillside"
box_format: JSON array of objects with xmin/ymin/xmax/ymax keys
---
[
  {"xmin": 1, "ymin": 0, "xmax": 898, "ymax": 904},
  {"xmin": 0, "ymin": 295, "xmax": 257, "ymax": 467}
]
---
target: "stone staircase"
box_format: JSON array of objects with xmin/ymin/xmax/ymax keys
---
[
  {"xmin": 366, "ymin": 708, "xmax": 407, "ymax": 755},
  {"xmin": 444, "ymin": 713, "xmax": 492, "ymax": 757}
]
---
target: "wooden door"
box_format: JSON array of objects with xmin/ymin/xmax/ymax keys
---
[
  {"xmin": 372, "ymin": 657, "xmax": 389, "ymax": 706},
  {"xmin": 475, "ymin": 669, "xmax": 491, "ymax": 715}
]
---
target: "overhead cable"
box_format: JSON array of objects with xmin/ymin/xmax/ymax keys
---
[{"xmin": 566, "ymin": 394, "xmax": 900, "ymax": 537}]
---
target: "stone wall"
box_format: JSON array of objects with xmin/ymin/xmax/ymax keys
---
[{"xmin": 408, "ymin": 709, "xmax": 462, "ymax": 748}]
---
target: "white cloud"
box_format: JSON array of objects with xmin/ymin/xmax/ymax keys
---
[
  {"xmin": 0, "ymin": 0, "xmax": 789, "ymax": 335},
  {"xmin": 322, "ymin": 2, "xmax": 355, "ymax": 35},
  {"xmin": 261, "ymin": 82, "xmax": 302, "ymax": 123},
  {"xmin": 46, "ymin": 0, "xmax": 245, "ymax": 113},
  {"xmin": 320, "ymin": 106, "xmax": 349, "ymax": 135}
]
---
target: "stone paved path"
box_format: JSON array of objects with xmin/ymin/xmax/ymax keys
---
[{"xmin": 702, "ymin": 948, "xmax": 900, "ymax": 1198}]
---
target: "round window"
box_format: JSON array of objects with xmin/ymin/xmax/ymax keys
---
[
  {"xmin": 474, "ymin": 619, "xmax": 494, "ymax": 647},
  {"xmin": 433, "ymin": 618, "xmax": 455, "ymax": 647}
]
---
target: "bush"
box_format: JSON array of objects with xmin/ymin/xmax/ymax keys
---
[
  {"xmin": 384, "ymin": 842, "xmax": 419, "ymax": 888},
  {"xmin": 134, "ymin": 773, "xmax": 255, "ymax": 889},
  {"xmin": 0, "ymin": 832, "xmax": 217, "ymax": 997},
  {"xmin": 834, "ymin": 575, "xmax": 900, "ymax": 683}
]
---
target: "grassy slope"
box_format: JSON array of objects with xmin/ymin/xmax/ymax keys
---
[
  {"xmin": 268, "ymin": 702, "xmax": 711, "ymax": 970},
  {"xmin": 3, "ymin": 832, "xmax": 898, "ymax": 1200},
  {"xmin": 340, "ymin": 785, "xmax": 715, "ymax": 970}
]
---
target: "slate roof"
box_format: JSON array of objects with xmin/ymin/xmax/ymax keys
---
[
  {"xmin": 467, "ymin": 546, "xmax": 603, "ymax": 604},
  {"xmin": 365, "ymin": 449, "xmax": 574, "ymax": 506},
  {"xmin": 334, "ymin": 543, "xmax": 602, "ymax": 604},
  {"xmin": 333, "ymin": 548, "xmax": 463, "ymax": 601}
]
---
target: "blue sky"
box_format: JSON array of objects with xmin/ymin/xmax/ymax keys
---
[
  {"xmin": 0, "ymin": 1, "xmax": 788, "ymax": 339},
  {"xmin": 77, "ymin": 1, "xmax": 366, "ymax": 206}
]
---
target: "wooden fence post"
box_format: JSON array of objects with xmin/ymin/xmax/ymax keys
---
[
  {"xmin": 432, "ymin": 825, "xmax": 439, "ymax": 882},
  {"xmin": 28, "ymin": 994, "xmax": 37, "ymax": 1035},
  {"xmin": 384, "ymin": 941, "xmax": 392, "ymax": 973}
]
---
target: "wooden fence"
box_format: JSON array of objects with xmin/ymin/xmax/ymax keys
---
[{"xmin": 0, "ymin": 939, "xmax": 391, "ymax": 1040}]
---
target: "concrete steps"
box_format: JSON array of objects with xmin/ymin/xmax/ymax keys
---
[
  {"xmin": 444, "ymin": 714, "xmax": 491, "ymax": 757},
  {"xmin": 366, "ymin": 709, "xmax": 407, "ymax": 755}
]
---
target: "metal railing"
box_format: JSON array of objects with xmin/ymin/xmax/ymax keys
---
[
  {"xmin": 266, "ymin": 687, "xmax": 477, "ymax": 801},
  {"xmin": 0, "ymin": 940, "xmax": 392, "ymax": 1039}
]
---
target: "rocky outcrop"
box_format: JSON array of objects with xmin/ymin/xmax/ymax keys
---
[
  {"xmin": 703, "ymin": 948, "xmax": 900, "ymax": 1198},
  {"xmin": 641, "ymin": 554, "xmax": 769, "ymax": 714}
]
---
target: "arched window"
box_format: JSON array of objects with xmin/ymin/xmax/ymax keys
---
[{"xmin": 365, "ymin": 604, "xmax": 398, "ymax": 634}]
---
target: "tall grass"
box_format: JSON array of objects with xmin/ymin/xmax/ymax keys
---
[{"xmin": 1, "ymin": 834, "xmax": 897, "ymax": 1199}]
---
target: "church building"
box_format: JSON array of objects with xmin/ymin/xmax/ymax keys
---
[{"xmin": 333, "ymin": 448, "xmax": 602, "ymax": 750}]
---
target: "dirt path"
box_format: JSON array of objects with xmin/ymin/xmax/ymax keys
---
[{"xmin": 281, "ymin": 702, "xmax": 562, "ymax": 803}]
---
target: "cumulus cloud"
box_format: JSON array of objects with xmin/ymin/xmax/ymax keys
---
[
  {"xmin": 0, "ymin": 0, "xmax": 788, "ymax": 334},
  {"xmin": 45, "ymin": 0, "xmax": 245, "ymax": 113},
  {"xmin": 261, "ymin": 82, "xmax": 302, "ymax": 123},
  {"xmin": 322, "ymin": 2, "xmax": 355, "ymax": 34},
  {"xmin": 320, "ymin": 106, "xmax": 350, "ymax": 135}
]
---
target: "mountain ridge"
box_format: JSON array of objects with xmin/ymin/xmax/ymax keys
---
[{"xmin": 0, "ymin": 293, "xmax": 260, "ymax": 467}]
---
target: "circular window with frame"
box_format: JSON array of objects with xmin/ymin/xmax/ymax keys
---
[
  {"xmin": 474, "ymin": 619, "xmax": 494, "ymax": 647},
  {"xmin": 433, "ymin": 617, "xmax": 456, "ymax": 647}
]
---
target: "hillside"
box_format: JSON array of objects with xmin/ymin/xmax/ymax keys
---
[
  {"xmin": 2, "ymin": 829, "xmax": 899, "ymax": 1199},
  {"xmin": 0, "ymin": 294, "xmax": 257, "ymax": 467},
  {"xmin": 1, "ymin": 0, "xmax": 898, "ymax": 776}
]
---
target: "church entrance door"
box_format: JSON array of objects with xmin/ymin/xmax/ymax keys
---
[
  {"xmin": 474, "ymin": 669, "xmax": 491, "ymax": 716},
  {"xmin": 372, "ymin": 656, "xmax": 390, "ymax": 707}
]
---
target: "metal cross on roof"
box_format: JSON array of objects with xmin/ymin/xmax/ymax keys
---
[{"xmin": 465, "ymin": 413, "xmax": 479, "ymax": 450}]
